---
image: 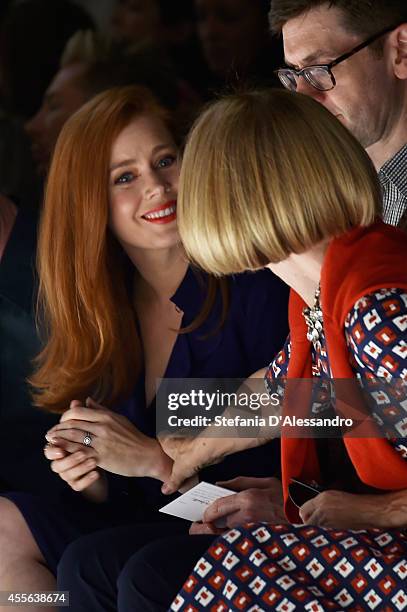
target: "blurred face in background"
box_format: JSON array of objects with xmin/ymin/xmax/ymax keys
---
[
  {"xmin": 195, "ymin": 0, "xmax": 268, "ymax": 76},
  {"xmin": 110, "ymin": 0, "xmax": 161, "ymax": 46},
  {"xmin": 25, "ymin": 64, "xmax": 89, "ymax": 176}
]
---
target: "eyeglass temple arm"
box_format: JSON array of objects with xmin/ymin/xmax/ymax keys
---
[{"xmin": 329, "ymin": 24, "xmax": 397, "ymax": 69}]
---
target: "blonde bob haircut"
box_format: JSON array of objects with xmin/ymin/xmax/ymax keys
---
[{"xmin": 178, "ymin": 89, "xmax": 382, "ymax": 276}]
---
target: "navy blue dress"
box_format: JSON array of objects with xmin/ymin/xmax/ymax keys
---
[{"xmin": 2, "ymin": 267, "xmax": 289, "ymax": 574}]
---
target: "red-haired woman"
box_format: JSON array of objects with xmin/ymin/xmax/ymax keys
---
[{"xmin": 0, "ymin": 86, "xmax": 288, "ymax": 605}]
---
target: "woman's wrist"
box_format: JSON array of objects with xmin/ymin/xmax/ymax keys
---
[
  {"xmin": 360, "ymin": 491, "xmax": 407, "ymax": 529},
  {"xmin": 385, "ymin": 490, "xmax": 407, "ymax": 528},
  {"xmin": 150, "ymin": 445, "xmax": 173, "ymax": 482},
  {"xmin": 129, "ymin": 437, "xmax": 173, "ymax": 481}
]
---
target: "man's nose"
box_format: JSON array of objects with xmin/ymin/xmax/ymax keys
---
[{"xmin": 295, "ymin": 77, "xmax": 326, "ymax": 103}]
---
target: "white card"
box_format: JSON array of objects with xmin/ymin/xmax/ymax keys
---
[{"xmin": 159, "ymin": 481, "xmax": 233, "ymax": 522}]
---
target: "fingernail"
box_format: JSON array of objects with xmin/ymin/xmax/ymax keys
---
[
  {"xmin": 161, "ymin": 484, "xmax": 170, "ymax": 494},
  {"xmin": 45, "ymin": 435, "xmax": 57, "ymax": 443}
]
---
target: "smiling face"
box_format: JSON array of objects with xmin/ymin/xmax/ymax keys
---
[
  {"xmin": 282, "ymin": 5, "xmax": 402, "ymax": 151},
  {"xmin": 109, "ymin": 114, "xmax": 180, "ymax": 255}
]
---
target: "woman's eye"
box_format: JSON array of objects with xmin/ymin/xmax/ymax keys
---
[
  {"xmin": 157, "ymin": 156, "xmax": 176, "ymax": 169},
  {"xmin": 114, "ymin": 171, "xmax": 135, "ymax": 185}
]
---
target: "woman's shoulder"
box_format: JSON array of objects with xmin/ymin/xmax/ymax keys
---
[
  {"xmin": 228, "ymin": 269, "xmax": 288, "ymax": 297},
  {"xmin": 345, "ymin": 287, "xmax": 407, "ymax": 379},
  {"xmin": 227, "ymin": 270, "xmax": 289, "ymax": 347}
]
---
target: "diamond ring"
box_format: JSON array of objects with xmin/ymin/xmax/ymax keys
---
[{"xmin": 83, "ymin": 432, "xmax": 93, "ymax": 447}]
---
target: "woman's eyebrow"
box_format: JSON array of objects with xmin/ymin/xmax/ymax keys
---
[
  {"xmin": 110, "ymin": 144, "xmax": 174, "ymax": 173},
  {"xmin": 110, "ymin": 158, "xmax": 137, "ymax": 172},
  {"xmin": 152, "ymin": 143, "xmax": 174, "ymax": 154}
]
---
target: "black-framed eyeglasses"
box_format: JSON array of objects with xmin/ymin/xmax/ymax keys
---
[{"xmin": 276, "ymin": 24, "xmax": 397, "ymax": 92}]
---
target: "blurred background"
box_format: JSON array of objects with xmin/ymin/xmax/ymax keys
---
[{"xmin": 0, "ymin": 0, "xmax": 284, "ymax": 208}]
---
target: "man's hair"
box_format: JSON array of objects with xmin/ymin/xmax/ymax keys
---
[{"xmin": 269, "ymin": 1, "xmax": 407, "ymax": 49}]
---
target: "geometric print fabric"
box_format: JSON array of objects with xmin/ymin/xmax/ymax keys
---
[
  {"xmin": 171, "ymin": 523, "xmax": 407, "ymax": 611},
  {"xmin": 266, "ymin": 289, "xmax": 407, "ymax": 455}
]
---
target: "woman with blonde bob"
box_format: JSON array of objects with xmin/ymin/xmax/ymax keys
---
[
  {"xmin": 0, "ymin": 85, "xmax": 289, "ymax": 608},
  {"xmin": 150, "ymin": 89, "xmax": 407, "ymax": 610}
]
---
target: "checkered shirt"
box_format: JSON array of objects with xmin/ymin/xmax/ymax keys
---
[{"xmin": 379, "ymin": 144, "xmax": 407, "ymax": 228}]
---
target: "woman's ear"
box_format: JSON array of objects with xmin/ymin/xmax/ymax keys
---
[{"xmin": 392, "ymin": 24, "xmax": 407, "ymax": 79}]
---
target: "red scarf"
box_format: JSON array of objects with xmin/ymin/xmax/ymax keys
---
[{"xmin": 283, "ymin": 222, "xmax": 407, "ymax": 521}]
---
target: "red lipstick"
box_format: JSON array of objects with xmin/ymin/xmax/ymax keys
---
[{"xmin": 142, "ymin": 200, "xmax": 177, "ymax": 225}]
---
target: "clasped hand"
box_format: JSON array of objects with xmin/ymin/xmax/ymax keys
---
[{"xmin": 44, "ymin": 398, "xmax": 173, "ymax": 492}]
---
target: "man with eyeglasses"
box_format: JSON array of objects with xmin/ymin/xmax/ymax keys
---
[{"xmin": 270, "ymin": 0, "xmax": 407, "ymax": 229}]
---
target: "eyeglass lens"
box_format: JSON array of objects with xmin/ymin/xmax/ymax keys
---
[{"xmin": 278, "ymin": 67, "xmax": 335, "ymax": 92}]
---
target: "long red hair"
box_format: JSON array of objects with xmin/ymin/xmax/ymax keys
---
[{"xmin": 31, "ymin": 86, "xmax": 171, "ymax": 412}]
